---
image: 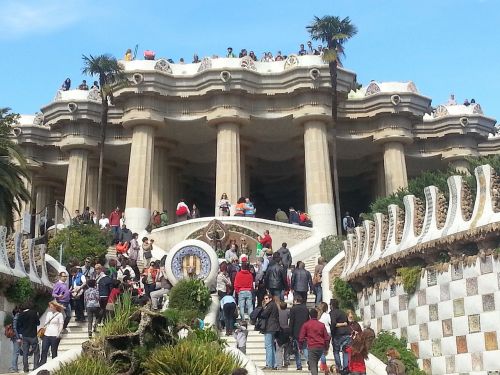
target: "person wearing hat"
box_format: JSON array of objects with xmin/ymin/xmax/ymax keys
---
[{"xmin": 38, "ymin": 301, "xmax": 64, "ymax": 366}]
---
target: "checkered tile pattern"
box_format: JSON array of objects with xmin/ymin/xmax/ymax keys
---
[{"xmin": 357, "ymin": 255, "xmax": 500, "ymax": 374}]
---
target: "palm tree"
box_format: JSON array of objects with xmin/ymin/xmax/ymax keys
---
[
  {"xmin": 0, "ymin": 108, "xmax": 31, "ymax": 230},
  {"xmin": 307, "ymin": 15, "xmax": 358, "ymax": 235},
  {"xmin": 81, "ymin": 54, "xmax": 125, "ymax": 218}
]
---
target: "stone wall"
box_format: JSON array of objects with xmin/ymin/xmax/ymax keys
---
[
  {"xmin": 0, "ymin": 295, "xmax": 16, "ymax": 372},
  {"xmin": 357, "ymin": 255, "xmax": 500, "ymax": 374}
]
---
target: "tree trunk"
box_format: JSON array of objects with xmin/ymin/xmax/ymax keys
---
[
  {"xmin": 329, "ymin": 60, "xmax": 342, "ymax": 235},
  {"xmin": 96, "ymin": 97, "xmax": 108, "ymax": 219}
]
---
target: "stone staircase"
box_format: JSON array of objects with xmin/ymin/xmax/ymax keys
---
[
  {"xmin": 57, "ymin": 318, "xmax": 90, "ymax": 354},
  {"xmin": 106, "ymin": 246, "xmax": 145, "ymax": 270}
]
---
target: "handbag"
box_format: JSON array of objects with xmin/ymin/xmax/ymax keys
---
[
  {"xmin": 313, "ymin": 271, "xmax": 322, "ymax": 286},
  {"xmin": 143, "ymin": 250, "xmax": 152, "ymax": 259},
  {"xmin": 37, "ymin": 312, "xmax": 60, "ymax": 338}
]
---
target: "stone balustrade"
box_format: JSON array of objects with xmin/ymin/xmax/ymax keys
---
[{"xmin": 342, "ymin": 164, "xmax": 500, "ymax": 282}]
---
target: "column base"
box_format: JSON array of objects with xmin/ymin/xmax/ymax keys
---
[
  {"xmin": 125, "ymin": 207, "xmax": 151, "ymax": 234},
  {"xmin": 309, "ymin": 203, "xmax": 337, "ymax": 237}
]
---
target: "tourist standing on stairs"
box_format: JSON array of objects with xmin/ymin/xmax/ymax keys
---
[
  {"xmin": 330, "ymin": 299, "xmax": 351, "ymax": 374},
  {"xmin": 298, "ymin": 308, "xmax": 330, "ymax": 375},
  {"xmin": 313, "ymin": 257, "xmax": 326, "ymax": 305},
  {"xmin": 39, "ymin": 301, "xmax": 64, "ymax": 366},
  {"xmin": 70, "ymin": 266, "xmax": 87, "ymax": 323},
  {"xmin": 217, "ymin": 262, "xmax": 232, "ymax": 298},
  {"xmin": 81, "ymin": 257, "xmax": 95, "ymax": 280},
  {"xmin": 385, "ymin": 348, "xmax": 406, "ymax": 375},
  {"xmin": 218, "ymin": 193, "xmax": 231, "ymax": 216},
  {"xmin": 109, "ymin": 207, "xmax": 122, "ymax": 242},
  {"xmin": 275, "ymin": 301, "xmax": 291, "ymax": 369},
  {"xmin": 260, "ymin": 294, "xmax": 280, "ymax": 370},
  {"xmin": 220, "ymin": 292, "xmax": 237, "ymax": 336},
  {"xmin": 95, "ymin": 265, "xmax": 112, "ymax": 324},
  {"xmin": 289, "ymin": 295, "xmax": 309, "ymax": 371},
  {"xmin": 175, "ymin": 198, "xmax": 190, "ymax": 222},
  {"xmin": 52, "ymin": 272, "xmax": 71, "ymax": 331},
  {"xmin": 265, "ymin": 252, "xmax": 287, "ymax": 301},
  {"xmin": 317, "ymin": 302, "xmax": 331, "ymax": 373},
  {"xmin": 84, "ymin": 279, "xmax": 100, "ymax": 338},
  {"xmin": 234, "ymin": 261, "xmax": 254, "ymax": 320},
  {"xmin": 291, "ymin": 261, "xmax": 313, "ymax": 302},
  {"xmin": 8, "ymin": 306, "xmax": 21, "ymax": 373},
  {"xmin": 17, "ymin": 302, "xmax": 40, "ymax": 373},
  {"xmin": 128, "ymin": 233, "xmax": 141, "ymax": 280},
  {"xmin": 343, "ymin": 211, "xmax": 356, "ymax": 234},
  {"xmin": 277, "ymin": 242, "xmax": 292, "ymax": 269}
]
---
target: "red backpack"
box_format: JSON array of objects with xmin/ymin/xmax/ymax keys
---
[{"xmin": 4, "ymin": 324, "xmax": 15, "ymax": 339}]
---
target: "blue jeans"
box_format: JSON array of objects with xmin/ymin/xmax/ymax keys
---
[
  {"xmin": 10, "ymin": 339, "xmax": 20, "ymax": 370},
  {"xmin": 22, "ymin": 336, "xmax": 39, "ymax": 372},
  {"xmin": 333, "ymin": 335, "xmax": 350, "ymax": 370},
  {"xmin": 264, "ymin": 332, "xmax": 276, "ymax": 368},
  {"xmin": 111, "ymin": 226, "xmax": 120, "ymax": 241},
  {"xmin": 294, "ymin": 338, "xmax": 308, "ymax": 369},
  {"xmin": 62, "ymin": 302, "xmax": 71, "ymax": 328},
  {"xmin": 314, "ymin": 284, "xmax": 323, "ymax": 305},
  {"xmin": 39, "ymin": 336, "xmax": 60, "ymax": 365},
  {"xmin": 238, "ymin": 290, "xmax": 253, "ymax": 319}
]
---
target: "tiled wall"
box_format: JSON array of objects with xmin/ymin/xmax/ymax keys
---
[{"xmin": 358, "ymin": 255, "xmax": 500, "ymax": 375}]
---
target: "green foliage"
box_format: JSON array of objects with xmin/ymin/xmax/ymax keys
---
[
  {"xmin": 370, "ymin": 331, "xmax": 426, "ymax": 375},
  {"xmin": 332, "ymin": 278, "xmax": 357, "ymax": 310},
  {"xmin": 168, "ymin": 279, "xmax": 211, "ymax": 316},
  {"xmin": 52, "ymin": 355, "xmax": 116, "ymax": 375},
  {"xmin": 163, "ymin": 308, "xmax": 201, "ymax": 327},
  {"xmin": 143, "ymin": 339, "xmax": 242, "ymax": 375},
  {"xmin": 48, "ymin": 223, "xmax": 111, "ymax": 265},
  {"xmin": 466, "ymin": 154, "xmax": 500, "ymax": 172},
  {"xmin": 397, "ymin": 266, "xmax": 421, "ymax": 295},
  {"xmin": 319, "ymin": 235, "xmax": 345, "ymax": 262},
  {"xmin": 0, "ymin": 107, "xmax": 31, "ymax": 231},
  {"xmin": 188, "ymin": 327, "xmax": 226, "ymax": 347},
  {"xmin": 3, "ymin": 313, "xmax": 13, "ymax": 327},
  {"xmin": 365, "ymin": 191, "xmax": 406, "ymax": 221},
  {"xmin": 6, "ymin": 277, "xmax": 35, "ymax": 304},
  {"xmin": 96, "ymin": 292, "xmax": 137, "ymax": 343},
  {"xmin": 33, "ymin": 290, "xmax": 53, "ymax": 315}
]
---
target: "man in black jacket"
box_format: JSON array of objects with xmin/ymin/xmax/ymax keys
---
[
  {"xmin": 289, "ymin": 295, "xmax": 309, "ymax": 370},
  {"xmin": 277, "ymin": 243, "xmax": 292, "ymax": 269},
  {"xmin": 95, "ymin": 265, "xmax": 113, "ymax": 323},
  {"xmin": 17, "ymin": 302, "xmax": 40, "ymax": 373},
  {"xmin": 330, "ymin": 299, "xmax": 351, "ymax": 374},
  {"xmin": 291, "ymin": 261, "xmax": 313, "ymax": 301},
  {"xmin": 264, "ymin": 252, "xmax": 287, "ymax": 301},
  {"xmin": 260, "ymin": 294, "xmax": 280, "ymax": 370}
]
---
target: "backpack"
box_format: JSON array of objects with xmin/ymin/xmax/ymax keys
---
[
  {"xmin": 4, "ymin": 324, "xmax": 15, "ymax": 339},
  {"xmin": 346, "ymin": 216, "xmax": 355, "ymax": 228}
]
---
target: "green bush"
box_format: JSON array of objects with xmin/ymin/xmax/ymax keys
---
[
  {"xmin": 33, "ymin": 290, "xmax": 53, "ymax": 315},
  {"xmin": 319, "ymin": 235, "xmax": 345, "ymax": 262},
  {"xmin": 188, "ymin": 327, "xmax": 226, "ymax": 347},
  {"xmin": 168, "ymin": 279, "xmax": 211, "ymax": 316},
  {"xmin": 143, "ymin": 339, "xmax": 241, "ymax": 375},
  {"xmin": 6, "ymin": 277, "xmax": 34, "ymax": 304},
  {"xmin": 48, "ymin": 223, "xmax": 111, "ymax": 265},
  {"xmin": 370, "ymin": 330, "xmax": 426, "ymax": 375},
  {"xmin": 96, "ymin": 292, "xmax": 137, "ymax": 343},
  {"xmin": 332, "ymin": 278, "xmax": 357, "ymax": 310},
  {"xmin": 3, "ymin": 313, "xmax": 13, "ymax": 327},
  {"xmin": 52, "ymin": 355, "xmax": 116, "ymax": 375},
  {"xmin": 397, "ymin": 266, "xmax": 421, "ymax": 295},
  {"xmin": 163, "ymin": 308, "xmax": 202, "ymax": 327}
]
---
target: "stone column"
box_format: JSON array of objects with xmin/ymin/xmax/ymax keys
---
[
  {"xmin": 105, "ymin": 180, "xmax": 118, "ymax": 215},
  {"xmin": 35, "ymin": 184, "xmax": 54, "ymax": 217},
  {"xmin": 383, "ymin": 141, "xmax": 408, "ymax": 194},
  {"xmin": 303, "ymin": 120, "xmax": 336, "ymax": 236},
  {"xmin": 13, "ymin": 172, "xmax": 34, "ymax": 233},
  {"xmin": 376, "ymin": 161, "xmax": 386, "ymax": 197},
  {"xmin": 86, "ymin": 166, "xmax": 99, "ymax": 213},
  {"xmin": 214, "ymin": 122, "xmax": 241, "ymax": 215},
  {"xmin": 240, "ymin": 146, "xmax": 250, "ymax": 197},
  {"xmin": 151, "ymin": 147, "xmax": 169, "ymax": 212},
  {"xmin": 166, "ymin": 164, "xmax": 179, "ymax": 223},
  {"xmin": 125, "ymin": 125, "xmax": 155, "ymax": 232},
  {"xmin": 64, "ymin": 149, "xmax": 89, "ymax": 215},
  {"xmin": 449, "ymin": 159, "xmax": 470, "ymax": 175}
]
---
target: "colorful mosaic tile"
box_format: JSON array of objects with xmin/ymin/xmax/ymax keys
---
[
  {"xmin": 456, "ymin": 335, "xmax": 468, "ymax": 354},
  {"xmin": 466, "ymin": 277, "xmax": 478, "ymax": 296},
  {"xmin": 484, "ymin": 331, "xmax": 498, "ymax": 351},
  {"xmin": 400, "ymin": 326, "xmax": 407, "ymax": 340},
  {"xmin": 471, "ymin": 352, "xmax": 483, "ymax": 371},
  {"xmin": 445, "ymin": 355, "xmax": 455, "ymax": 373},
  {"xmin": 453, "ymin": 298, "xmax": 465, "ymax": 317},
  {"xmin": 482, "ymin": 293, "xmax": 495, "ymax": 311},
  {"xmin": 399, "ymin": 294, "xmax": 408, "ymax": 310},
  {"xmin": 419, "ymin": 323, "xmax": 429, "ymax": 340},
  {"xmin": 411, "ymin": 342, "xmax": 419, "ymax": 357},
  {"xmin": 391, "ymin": 313, "xmax": 398, "ymax": 329},
  {"xmin": 432, "ymin": 338, "xmax": 441, "ymax": 356},
  {"xmin": 383, "ymin": 299, "xmax": 389, "ymax": 315},
  {"xmin": 442, "ymin": 318, "xmax": 453, "ymax": 337},
  {"xmin": 468, "ymin": 314, "xmax": 481, "ymax": 333},
  {"xmin": 429, "ymin": 303, "xmax": 438, "ymax": 321},
  {"xmin": 451, "ymin": 263, "xmax": 463, "ymax": 280},
  {"xmin": 376, "ymin": 288, "xmax": 381, "ymax": 301},
  {"xmin": 427, "ymin": 268, "xmax": 437, "ymax": 286},
  {"xmin": 408, "ymin": 308, "xmax": 416, "ymax": 325},
  {"xmin": 377, "ymin": 317, "xmax": 382, "ymax": 332},
  {"xmin": 440, "ymin": 283, "xmax": 450, "ymax": 301},
  {"xmin": 390, "ymin": 284, "xmax": 396, "ymax": 297},
  {"xmin": 418, "ymin": 289, "xmax": 426, "ymax": 306},
  {"xmin": 370, "ymin": 304, "xmax": 375, "ymax": 319},
  {"xmin": 422, "ymin": 358, "xmax": 431, "ymax": 373},
  {"xmin": 479, "ymin": 256, "xmax": 493, "ymax": 274}
]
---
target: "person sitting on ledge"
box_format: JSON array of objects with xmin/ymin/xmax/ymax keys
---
[
  {"xmin": 192, "ymin": 53, "xmax": 200, "ymax": 63},
  {"xmin": 227, "ymin": 47, "xmax": 236, "ymax": 58},
  {"xmin": 239, "ymin": 49, "xmax": 247, "ymax": 58},
  {"xmin": 249, "ymin": 51, "xmax": 257, "ymax": 61},
  {"xmin": 61, "ymin": 78, "xmax": 71, "ymax": 91},
  {"xmin": 78, "ymin": 80, "xmax": 89, "ymax": 90},
  {"xmin": 275, "ymin": 51, "xmax": 284, "ymax": 61},
  {"xmin": 144, "ymin": 50, "xmax": 155, "ymax": 60},
  {"xmin": 124, "ymin": 48, "xmax": 133, "ymax": 61},
  {"xmin": 91, "ymin": 80, "xmax": 99, "ymax": 89}
]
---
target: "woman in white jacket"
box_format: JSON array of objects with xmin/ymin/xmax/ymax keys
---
[{"xmin": 39, "ymin": 301, "xmax": 64, "ymax": 365}]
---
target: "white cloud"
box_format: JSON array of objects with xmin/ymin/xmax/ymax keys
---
[{"xmin": 0, "ymin": 0, "xmax": 86, "ymax": 39}]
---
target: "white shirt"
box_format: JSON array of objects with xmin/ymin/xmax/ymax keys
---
[
  {"xmin": 99, "ymin": 217, "xmax": 109, "ymax": 229},
  {"xmin": 319, "ymin": 311, "xmax": 331, "ymax": 333},
  {"xmin": 44, "ymin": 311, "xmax": 64, "ymax": 337}
]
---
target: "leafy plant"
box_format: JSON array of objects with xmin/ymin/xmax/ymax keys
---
[
  {"xmin": 163, "ymin": 308, "xmax": 202, "ymax": 327},
  {"xmin": 332, "ymin": 278, "xmax": 357, "ymax": 310},
  {"xmin": 52, "ymin": 355, "xmax": 116, "ymax": 375},
  {"xmin": 48, "ymin": 223, "xmax": 111, "ymax": 265},
  {"xmin": 188, "ymin": 327, "xmax": 226, "ymax": 347},
  {"xmin": 168, "ymin": 279, "xmax": 211, "ymax": 316},
  {"xmin": 6, "ymin": 277, "xmax": 34, "ymax": 304},
  {"xmin": 397, "ymin": 267, "xmax": 421, "ymax": 294},
  {"xmin": 143, "ymin": 339, "xmax": 242, "ymax": 375},
  {"xmin": 96, "ymin": 292, "xmax": 137, "ymax": 343},
  {"xmin": 319, "ymin": 235, "xmax": 345, "ymax": 262},
  {"xmin": 370, "ymin": 331, "xmax": 426, "ymax": 375},
  {"xmin": 3, "ymin": 313, "xmax": 13, "ymax": 327},
  {"xmin": 33, "ymin": 290, "xmax": 53, "ymax": 315}
]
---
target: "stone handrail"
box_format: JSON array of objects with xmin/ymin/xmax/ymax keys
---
[
  {"xmin": 341, "ymin": 164, "xmax": 500, "ymax": 281},
  {"xmin": 0, "ymin": 226, "xmax": 54, "ymax": 287}
]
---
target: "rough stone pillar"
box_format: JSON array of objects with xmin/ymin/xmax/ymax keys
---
[
  {"xmin": 449, "ymin": 159, "xmax": 470, "ymax": 175},
  {"xmin": 86, "ymin": 166, "xmax": 99, "ymax": 213},
  {"xmin": 376, "ymin": 161, "xmax": 386, "ymax": 197},
  {"xmin": 125, "ymin": 125, "xmax": 155, "ymax": 233},
  {"xmin": 151, "ymin": 147, "xmax": 169, "ymax": 212},
  {"xmin": 383, "ymin": 141, "xmax": 408, "ymax": 194},
  {"xmin": 13, "ymin": 172, "xmax": 34, "ymax": 232},
  {"xmin": 105, "ymin": 180, "xmax": 118, "ymax": 215},
  {"xmin": 35, "ymin": 184, "xmax": 54, "ymax": 217},
  {"xmin": 167, "ymin": 165, "xmax": 179, "ymax": 223},
  {"xmin": 64, "ymin": 149, "xmax": 89, "ymax": 215},
  {"xmin": 215, "ymin": 122, "xmax": 241, "ymax": 215},
  {"xmin": 240, "ymin": 146, "xmax": 250, "ymax": 198},
  {"xmin": 303, "ymin": 120, "xmax": 336, "ymax": 236}
]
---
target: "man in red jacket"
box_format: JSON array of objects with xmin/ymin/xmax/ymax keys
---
[
  {"xmin": 109, "ymin": 206, "xmax": 121, "ymax": 243},
  {"xmin": 258, "ymin": 230, "xmax": 272, "ymax": 249},
  {"xmin": 298, "ymin": 308, "xmax": 330, "ymax": 375},
  {"xmin": 233, "ymin": 262, "xmax": 254, "ymax": 320}
]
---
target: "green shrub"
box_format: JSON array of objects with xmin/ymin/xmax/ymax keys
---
[
  {"xmin": 168, "ymin": 279, "xmax": 211, "ymax": 316},
  {"xmin": 332, "ymin": 278, "xmax": 357, "ymax": 310},
  {"xmin": 52, "ymin": 355, "xmax": 116, "ymax": 375},
  {"xmin": 33, "ymin": 290, "xmax": 53, "ymax": 315},
  {"xmin": 6, "ymin": 277, "xmax": 34, "ymax": 304},
  {"xmin": 397, "ymin": 266, "xmax": 421, "ymax": 295},
  {"xmin": 319, "ymin": 235, "xmax": 345, "ymax": 262},
  {"xmin": 143, "ymin": 339, "xmax": 241, "ymax": 375},
  {"xmin": 365, "ymin": 190, "xmax": 407, "ymax": 220},
  {"xmin": 96, "ymin": 292, "xmax": 137, "ymax": 343},
  {"xmin": 370, "ymin": 330, "xmax": 426, "ymax": 375},
  {"xmin": 163, "ymin": 308, "xmax": 201, "ymax": 326},
  {"xmin": 3, "ymin": 313, "xmax": 13, "ymax": 327},
  {"xmin": 48, "ymin": 223, "xmax": 111, "ymax": 265},
  {"xmin": 188, "ymin": 327, "xmax": 226, "ymax": 347}
]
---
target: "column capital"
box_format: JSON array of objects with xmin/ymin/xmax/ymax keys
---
[
  {"xmin": 206, "ymin": 113, "xmax": 249, "ymax": 128},
  {"xmin": 292, "ymin": 113, "xmax": 331, "ymax": 127},
  {"xmin": 60, "ymin": 139, "xmax": 99, "ymax": 153},
  {"xmin": 372, "ymin": 115, "xmax": 414, "ymax": 145},
  {"xmin": 122, "ymin": 117, "xmax": 164, "ymax": 130},
  {"xmin": 154, "ymin": 137, "xmax": 178, "ymax": 150}
]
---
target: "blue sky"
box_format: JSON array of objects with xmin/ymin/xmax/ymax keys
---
[{"xmin": 0, "ymin": 0, "xmax": 498, "ymax": 125}]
